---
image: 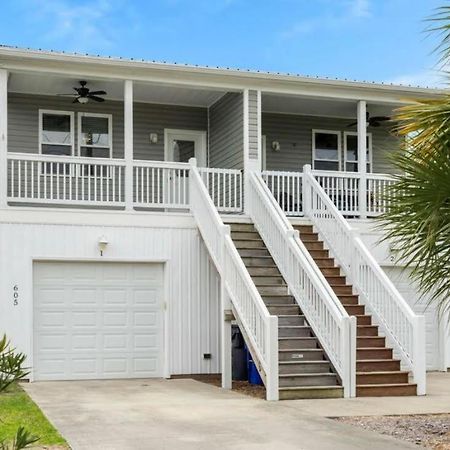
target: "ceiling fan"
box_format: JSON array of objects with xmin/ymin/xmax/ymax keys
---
[
  {"xmin": 57, "ymin": 80, "xmax": 107, "ymax": 104},
  {"xmin": 347, "ymin": 112, "xmax": 391, "ymax": 128}
]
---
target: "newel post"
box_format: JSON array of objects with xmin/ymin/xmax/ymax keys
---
[
  {"xmin": 0, "ymin": 70, "xmax": 8, "ymax": 209},
  {"xmin": 357, "ymin": 100, "xmax": 367, "ymax": 219},
  {"xmin": 124, "ymin": 80, "xmax": 134, "ymax": 211},
  {"xmin": 302, "ymin": 164, "xmax": 312, "ymax": 216}
]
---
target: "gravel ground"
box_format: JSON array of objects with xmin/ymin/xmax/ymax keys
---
[{"xmin": 334, "ymin": 414, "xmax": 450, "ymax": 449}]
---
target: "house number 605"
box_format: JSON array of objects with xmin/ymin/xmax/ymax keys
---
[{"xmin": 13, "ymin": 285, "xmax": 19, "ymax": 306}]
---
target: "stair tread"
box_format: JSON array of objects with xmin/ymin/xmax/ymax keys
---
[
  {"xmin": 279, "ymin": 386, "xmax": 343, "ymax": 391},
  {"xmin": 357, "ymin": 370, "xmax": 409, "ymax": 375},
  {"xmin": 279, "ymin": 373, "xmax": 335, "ymax": 378},
  {"xmin": 357, "ymin": 383, "xmax": 416, "ymax": 387},
  {"xmin": 280, "ymin": 361, "xmax": 329, "ymax": 365},
  {"xmin": 358, "ymin": 358, "xmax": 401, "ymax": 362},
  {"xmin": 279, "ymin": 349, "xmax": 324, "ymax": 352}
]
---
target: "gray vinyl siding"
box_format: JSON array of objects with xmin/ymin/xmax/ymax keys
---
[
  {"xmin": 262, "ymin": 113, "xmax": 400, "ymax": 174},
  {"xmin": 8, "ymin": 93, "xmax": 207, "ymax": 160},
  {"xmin": 208, "ymin": 93, "xmax": 244, "ymax": 170},
  {"xmin": 248, "ymin": 90, "xmax": 259, "ymax": 160}
]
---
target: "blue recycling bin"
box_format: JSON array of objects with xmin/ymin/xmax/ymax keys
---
[{"xmin": 245, "ymin": 345, "xmax": 263, "ymax": 385}]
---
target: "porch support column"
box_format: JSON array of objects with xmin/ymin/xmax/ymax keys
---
[
  {"xmin": 243, "ymin": 89, "xmax": 262, "ymax": 214},
  {"xmin": 124, "ymin": 80, "xmax": 134, "ymax": 211},
  {"xmin": 0, "ymin": 70, "xmax": 7, "ymax": 209},
  {"xmin": 357, "ymin": 100, "xmax": 367, "ymax": 218}
]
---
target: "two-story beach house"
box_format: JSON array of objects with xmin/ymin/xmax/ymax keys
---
[{"xmin": 0, "ymin": 45, "xmax": 448, "ymax": 400}]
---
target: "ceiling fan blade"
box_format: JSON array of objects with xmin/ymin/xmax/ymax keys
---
[
  {"xmin": 56, "ymin": 93, "xmax": 77, "ymax": 96},
  {"xmin": 371, "ymin": 116, "xmax": 391, "ymax": 122},
  {"xmin": 370, "ymin": 121, "xmax": 381, "ymax": 127},
  {"xmin": 72, "ymin": 97, "xmax": 80, "ymax": 103},
  {"xmin": 347, "ymin": 121, "xmax": 357, "ymax": 127},
  {"xmin": 89, "ymin": 95, "xmax": 105, "ymax": 102},
  {"xmin": 88, "ymin": 90, "xmax": 107, "ymax": 96}
]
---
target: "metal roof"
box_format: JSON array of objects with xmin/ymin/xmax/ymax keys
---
[{"xmin": 0, "ymin": 44, "xmax": 442, "ymax": 91}]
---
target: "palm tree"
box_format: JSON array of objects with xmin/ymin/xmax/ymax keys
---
[{"xmin": 381, "ymin": 7, "xmax": 450, "ymax": 317}]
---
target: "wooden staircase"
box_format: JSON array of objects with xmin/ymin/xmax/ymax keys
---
[
  {"xmin": 293, "ymin": 223, "xmax": 417, "ymax": 397},
  {"xmin": 229, "ymin": 222, "xmax": 344, "ymax": 400}
]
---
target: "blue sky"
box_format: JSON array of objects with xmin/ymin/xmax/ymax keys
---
[{"xmin": 0, "ymin": 0, "xmax": 445, "ymax": 87}]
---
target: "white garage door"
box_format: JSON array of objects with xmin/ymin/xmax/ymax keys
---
[
  {"xmin": 34, "ymin": 261, "xmax": 164, "ymax": 381},
  {"xmin": 383, "ymin": 266, "xmax": 440, "ymax": 370}
]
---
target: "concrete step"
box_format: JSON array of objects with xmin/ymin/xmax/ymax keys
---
[
  {"xmin": 258, "ymin": 286, "xmax": 289, "ymax": 296},
  {"xmin": 279, "ymin": 349, "xmax": 326, "ymax": 362},
  {"xmin": 279, "ymin": 373, "xmax": 338, "ymax": 388},
  {"xmin": 231, "ymin": 231, "xmax": 261, "ymax": 240},
  {"xmin": 355, "ymin": 315, "xmax": 372, "ymax": 325},
  {"xmin": 279, "ymin": 337, "xmax": 318, "ymax": 350},
  {"xmin": 356, "ymin": 359, "xmax": 401, "ymax": 372},
  {"xmin": 263, "ymin": 296, "xmax": 296, "ymax": 306},
  {"xmin": 279, "ymin": 386, "xmax": 344, "ymax": 400},
  {"xmin": 278, "ymin": 315, "xmax": 307, "ymax": 326},
  {"xmin": 279, "ymin": 327, "xmax": 315, "ymax": 338},
  {"xmin": 247, "ymin": 267, "xmax": 281, "ymax": 277},
  {"xmin": 343, "ymin": 304, "xmax": 365, "ymax": 315},
  {"xmin": 267, "ymin": 305, "xmax": 301, "ymax": 315},
  {"xmin": 356, "ymin": 383, "xmax": 417, "ymax": 397},
  {"xmin": 357, "ymin": 325, "xmax": 378, "ymax": 336},
  {"xmin": 279, "ymin": 361, "xmax": 331, "ymax": 374},
  {"xmin": 356, "ymin": 371, "xmax": 410, "ymax": 385},
  {"xmin": 238, "ymin": 249, "xmax": 271, "ymax": 258},
  {"xmin": 357, "ymin": 347, "xmax": 393, "ymax": 360},
  {"xmin": 252, "ymin": 276, "xmax": 286, "ymax": 286},
  {"xmin": 241, "ymin": 256, "xmax": 276, "ymax": 267},
  {"xmin": 229, "ymin": 223, "xmax": 255, "ymax": 232},
  {"xmin": 357, "ymin": 336, "xmax": 386, "ymax": 348},
  {"xmin": 233, "ymin": 240, "xmax": 265, "ymax": 249}
]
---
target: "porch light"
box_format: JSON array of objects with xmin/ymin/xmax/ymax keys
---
[
  {"xmin": 149, "ymin": 133, "xmax": 158, "ymax": 144},
  {"xmin": 77, "ymin": 97, "xmax": 89, "ymax": 104},
  {"xmin": 272, "ymin": 141, "xmax": 281, "ymax": 152},
  {"xmin": 98, "ymin": 236, "xmax": 109, "ymax": 256}
]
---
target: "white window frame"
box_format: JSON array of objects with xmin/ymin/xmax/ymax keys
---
[
  {"xmin": 77, "ymin": 112, "xmax": 113, "ymax": 159},
  {"xmin": 343, "ymin": 131, "xmax": 373, "ymax": 173},
  {"xmin": 312, "ymin": 129, "xmax": 341, "ymax": 171},
  {"xmin": 39, "ymin": 109, "xmax": 75, "ymax": 156}
]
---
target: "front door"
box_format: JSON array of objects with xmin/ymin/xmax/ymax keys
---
[{"xmin": 164, "ymin": 129, "xmax": 207, "ymax": 166}]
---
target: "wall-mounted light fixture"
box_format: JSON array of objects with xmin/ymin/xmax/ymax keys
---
[
  {"xmin": 271, "ymin": 141, "xmax": 281, "ymax": 152},
  {"xmin": 149, "ymin": 133, "xmax": 158, "ymax": 144},
  {"xmin": 98, "ymin": 235, "xmax": 109, "ymax": 256}
]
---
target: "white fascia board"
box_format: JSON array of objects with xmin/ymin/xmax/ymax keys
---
[
  {"xmin": 0, "ymin": 47, "xmax": 444, "ymax": 103},
  {"xmin": 0, "ymin": 207, "xmax": 197, "ymax": 229}
]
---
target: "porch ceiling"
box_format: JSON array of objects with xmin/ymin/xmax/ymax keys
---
[
  {"xmin": 262, "ymin": 93, "xmax": 401, "ymax": 119},
  {"xmin": 7, "ymin": 71, "xmax": 226, "ymax": 107}
]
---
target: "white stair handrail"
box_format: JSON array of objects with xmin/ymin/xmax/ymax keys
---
[
  {"xmin": 302, "ymin": 164, "xmax": 426, "ymax": 395},
  {"xmin": 248, "ymin": 171, "xmax": 356, "ymax": 398},
  {"xmin": 188, "ymin": 158, "xmax": 279, "ymax": 400}
]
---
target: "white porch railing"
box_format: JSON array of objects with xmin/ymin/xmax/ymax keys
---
[
  {"xmin": 302, "ymin": 165, "xmax": 426, "ymax": 395},
  {"xmin": 133, "ymin": 160, "xmax": 191, "ymax": 209},
  {"xmin": 366, "ymin": 173, "xmax": 396, "ymax": 215},
  {"xmin": 199, "ymin": 167, "xmax": 243, "ymax": 213},
  {"xmin": 7, "ymin": 153, "xmax": 126, "ymax": 206},
  {"xmin": 189, "ymin": 160, "xmax": 279, "ymax": 401},
  {"xmin": 249, "ymin": 171, "xmax": 356, "ymax": 397}
]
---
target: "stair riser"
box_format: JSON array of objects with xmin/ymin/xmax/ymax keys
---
[
  {"xmin": 357, "ymin": 337, "xmax": 385, "ymax": 348},
  {"xmin": 278, "ymin": 316, "xmax": 306, "ymax": 326},
  {"xmin": 294, "ymin": 225, "xmax": 314, "ymax": 234},
  {"xmin": 247, "ymin": 267, "xmax": 281, "ymax": 276},
  {"xmin": 338, "ymin": 295, "xmax": 359, "ymax": 305},
  {"xmin": 357, "ymin": 385, "xmax": 417, "ymax": 397},
  {"xmin": 259, "ymin": 286, "xmax": 289, "ymax": 296},
  {"xmin": 263, "ymin": 297, "xmax": 295, "ymax": 306},
  {"xmin": 332, "ymin": 286, "xmax": 354, "ymax": 295},
  {"xmin": 268, "ymin": 306, "xmax": 300, "ymax": 315},
  {"xmin": 229, "ymin": 223, "xmax": 255, "ymax": 232},
  {"xmin": 279, "ymin": 387, "xmax": 343, "ymax": 400},
  {"xmin": 231, "ymin": 232, "xmax": 261, "ymax": 240},
  {"xmin": 279, "ymin": 350, "xmax": 325, "ymax": 362},
  {"xmin": 298, "ymin": 233, "xmax": 319, "ymax": 241},
  {"xmin": 310, "ymin": 250, "xmax": 329, "ymax": 258},
  {"xmin": 357, "ymin": 326, "xmax": 378, "ymax": 336},
  {"xmin": 279, "ymin": 362, "xmax": 331, "ymax": 374},
  {"xmin": 320, "ymin": 267, "xmax": 341, "ymax": 276},
  {"xmin": 356, "ymin": 360, "xmax": 401, "ymax": 372},
  {"xmin": 279, "ymin": 338, "xmax": 317, "ymax": 349},
  {"xmin": 253, "ymin": 277, "xmax": 286, "ymax": 286},
  {"xmin": 325, "ymin": 276, "xmax": 347, "ymax": 285},
  {"xmin": 356, "ymin": 316, "xmax": 372, "ymax": 325},
  {"xmin": 241, "ymin": 257, "xmax": 274, "ymax": 266},
  {"xmin": 234, "ymin": 240, "xmax": 265, "ymax": 249},
  {"xmin": 343, "ymin": 305, "xmax": 365, "ymax": 315},
  {"xmin": 279, "ymin": 375, "xmax": 337, "ymax": 388},
  {"xmin": 315, "ymin": 259, "xmax": 335, "ymax": 268},
  {"xmin": 357, "ymin": 373, "xmax": 409, "ymax": 385},
  {"xmin": 357, "ymin": 348, "xmax": 393, "ymax": 360},
  {"xmin": 303, "ymin": 241, "xmax": 324, "ymax": 251},
  {"xmin": 279, "ymin": 328, "xmax": 314, "ymax": 338}
]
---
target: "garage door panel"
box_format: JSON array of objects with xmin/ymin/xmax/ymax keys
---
[{"xmin": 34, "ymin": 262, "xmax": 164, "ymax": 381}]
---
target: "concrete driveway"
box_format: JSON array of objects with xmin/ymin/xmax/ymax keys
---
[{"xmin": 23, "ymin": 378, "xmax": 417, "ymax": 450}]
